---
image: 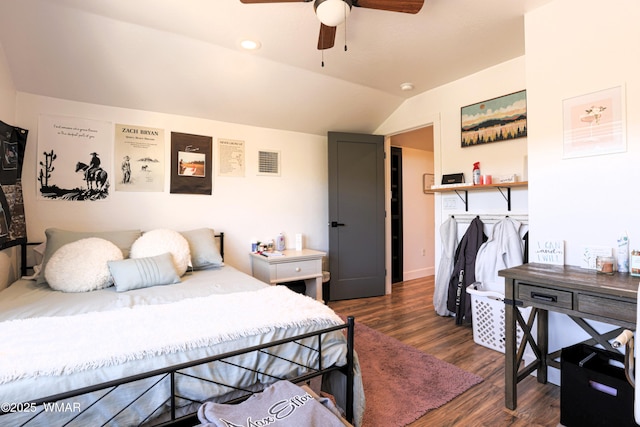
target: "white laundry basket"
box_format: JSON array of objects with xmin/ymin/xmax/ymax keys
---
[{"xmin": 466, "ymin": 283, "xmax": 536, "ymax": 354}]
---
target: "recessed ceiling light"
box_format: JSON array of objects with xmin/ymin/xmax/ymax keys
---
[
  {"xmin": 240, "ymin": 39, "xmax": 261, "ymax": 50},
  {"xmin": 400, "ymin": 82, "xmax": 414, "ymax": 91}
]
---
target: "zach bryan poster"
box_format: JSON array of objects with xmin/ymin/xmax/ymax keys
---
[{"xmin": 114, "ymin": 124, "xmax": 164, "ymax": 192}]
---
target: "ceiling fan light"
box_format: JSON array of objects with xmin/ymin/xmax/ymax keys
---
[{"xmin": 314, "ymin": 0, "xmax": 352, "ymax": 27}]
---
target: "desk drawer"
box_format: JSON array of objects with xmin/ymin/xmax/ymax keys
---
[
  {"xmin": 578, "ymin": 294, "xmax": 636, "ymax": 325},
  {"xmin": 275, "ymin": 260, "xmax": 319, "ymax": 280},
  {"xmin": 518, "ymin": 284, "xmax": 573, "ymax": 309}
]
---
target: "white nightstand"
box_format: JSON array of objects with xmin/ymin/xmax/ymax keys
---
[{"xmin": 250, "ymin": 249, "xmax": 326, "ymax": 302}]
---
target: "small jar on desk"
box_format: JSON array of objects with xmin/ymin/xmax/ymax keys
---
[{"xmin": 596, "ymin": 256, "xmax": 615, "ymax": 275}]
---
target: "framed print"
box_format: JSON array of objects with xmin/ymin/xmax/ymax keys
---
[
  {"xmin": 461, "ymin": 90, "xmax": 527, "ymax": 147},
  {"xmin": 563, "ymin": 85, "xmax": 626, "ymax": 159},
  {"xmin": 37, "ymin": 115, "xmax": 112, "ymax": 201},
  {"xmin": 170, "ymin": 132, "xmax": 212, "ymax": 195},
  {"xmin": 115, "ymin": 124, "xmax": 165, "ymax": 192},
  {"xmin": 218, "ymin": 139, "xmax": 245, "ymax": 177}
]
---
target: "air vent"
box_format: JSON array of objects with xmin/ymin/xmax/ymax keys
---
[{"xmin": 258, "ymin": 150, "xmax": 280, "ymax": 176}]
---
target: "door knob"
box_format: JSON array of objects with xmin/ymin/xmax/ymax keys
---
[{"xmin": 330, "ymin": 221, "xmax": 345, "ymax": 227}]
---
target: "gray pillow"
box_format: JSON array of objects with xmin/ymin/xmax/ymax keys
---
[
  {"xmin": 38, "ymin": 228, "xmax": 142, "ymax": 285},
  {"xmin": 108, "ymin": 252, "xmax": 180, "ymax": 292},
  {"xmin": 180, "ymin": 228, "xmax": 223, "ymax": 270}
]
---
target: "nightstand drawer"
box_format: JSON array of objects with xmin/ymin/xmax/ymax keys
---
[
  {"xmin": 518, "ymin": 283, "xmax": 573, "ymax": 309},
  {"xmin": 275, "ymin": 260, "xmax": 319, "ymax": 280}
]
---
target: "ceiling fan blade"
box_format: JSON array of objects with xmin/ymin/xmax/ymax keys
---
[
  {"xmin": 354, "ymin": 0, "xmax": 424, "ymax": 14},
  {"xmin": 239, "ymin": 0, "xmax": 306, "ymax": 3},
  {"xmin": 317, "ymin": 24, "xmax": 336, "ymax": 50}
]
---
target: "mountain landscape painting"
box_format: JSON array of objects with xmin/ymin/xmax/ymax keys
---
[{"xmin": 461, "ymin": 90, "xmax": 527, "ymax": 147}]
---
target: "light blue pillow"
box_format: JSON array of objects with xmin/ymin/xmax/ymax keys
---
[
  {"xmin": 180, "ymin": 228, "xmax": 223, "ymax": 270},
  {"xmin": 108, "ymin": 252, "xmax": 180, "ymax": 292}
]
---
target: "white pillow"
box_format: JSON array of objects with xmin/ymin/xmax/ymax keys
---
[
  {"xmin": 45, "ymin": 237, "xmax": 123, "ymax": 292},
  {"xmin": 130, "ymin": 229, "xmax": 190, "ymax": 276}
]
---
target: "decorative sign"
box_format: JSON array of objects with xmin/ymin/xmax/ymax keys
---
[
  {"xmin": 533, "ymin": 240, "xmax": 564, "ymax": 265},
  {"xmin": 581, "ymin": 245, "xmax": 612, "ymax": 269},
  {"xmin": 115, "ymin": 124, "xmax": 165, "ymax": 192}
]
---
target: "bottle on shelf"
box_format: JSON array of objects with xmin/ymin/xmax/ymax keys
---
[{"xmin": 473, "ymin": 162, "xmax": 481, "ymax": 185}]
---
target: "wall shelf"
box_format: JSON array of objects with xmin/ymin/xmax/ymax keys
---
[{"xmin": 431, "ymin": 181, "xmax": 528, "ymax": 211}]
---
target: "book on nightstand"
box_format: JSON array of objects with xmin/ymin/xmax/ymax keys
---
[{"xmin": 260, "ymin": 251, "xmax": 284, "ymax": 257}]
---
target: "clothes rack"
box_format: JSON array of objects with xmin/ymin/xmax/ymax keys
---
[{"xmin": 449, "ymin": 213, "xmax": 528, "ymax": 225}]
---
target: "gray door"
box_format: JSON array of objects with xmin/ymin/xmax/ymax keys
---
[{"xmin": 328, "ymin": 131, "xmax": 385, "ymax": 300}]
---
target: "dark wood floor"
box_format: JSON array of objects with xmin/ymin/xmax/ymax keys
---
[{"xmin": 328, "ymin": 276, "xmax": 561, "ymax": 427}]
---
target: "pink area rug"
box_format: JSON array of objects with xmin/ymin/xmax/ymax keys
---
[{"xmin": 352, "ymin": 320, "xmax": 483, "ymax": 426}]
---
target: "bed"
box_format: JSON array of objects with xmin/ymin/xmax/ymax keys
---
[{"xmin": 0, "ymin": 228, "xmax": 364, "ymax": 427}]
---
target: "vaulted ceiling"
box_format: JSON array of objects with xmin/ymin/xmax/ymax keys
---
[{"xmin": 0, "ymin": 0, "xmax": 551, "ymax": 135}]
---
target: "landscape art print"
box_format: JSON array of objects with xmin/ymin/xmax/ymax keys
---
[
  {"xmin": 461, "ymin": 90, "xmax": 527, "ymax": 147},
  {"xmin": 37, "ymin": 115, "xmax": 112, "ymax": 201}
]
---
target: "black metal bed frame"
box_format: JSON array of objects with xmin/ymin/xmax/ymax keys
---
[
  {"xmin": 3, "ymin": 317, "xmax": 355, "ymax": 426},
  {"xmin": 5, "ymin": 233, "xmax": 355, "ymax": 426}
]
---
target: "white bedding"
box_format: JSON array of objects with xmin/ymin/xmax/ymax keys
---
[
  {"xmin": 0, "ymin": 265, "xmax": 268, "ymax": 321},
  {"xmin": 0, "ymin": 266, "xmax": 364, "ymax": 427}
]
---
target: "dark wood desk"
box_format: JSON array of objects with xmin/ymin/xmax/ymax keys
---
[{"xmin": 499, "ymin": 263, "xmax": 638, "ymax": 410}]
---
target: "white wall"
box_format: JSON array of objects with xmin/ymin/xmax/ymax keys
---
[
  {"xmin": 0, "ymin": 41, "xmax": 17, "ymax": 290},
  {"xmin": 526, "ymin": 0, "xmax": 640, "ymax": 265},
  {"xmin": 377, "ymin": 57, "xmax": 529, "ymax": 264},
  {"xmin": 14, "ymin": 93, "xmax": 329, "ymax": 275},
  {"xmin": 401, "ymin": 147, "xmax": 435, "ymax": 280},
  {"xmin": 0, "ymin": 42, "xmax": 15, "ymax": 121}
]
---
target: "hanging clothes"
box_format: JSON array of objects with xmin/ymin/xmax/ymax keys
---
[
  {"xmin": 474, "ymin": 217, "xmax": 524, "ymax": 293},
  {"xmin": 447, "ymin": 216, "xmax": 486, "ymax": 324},
  {"xmin": 434, "ymin": 216, "xmax": 457, "ymax": 316}
]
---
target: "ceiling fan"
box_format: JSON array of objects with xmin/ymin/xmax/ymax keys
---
[{"xmin": 239, "ymin": 0, "xmax": 424, "ymax": 50}]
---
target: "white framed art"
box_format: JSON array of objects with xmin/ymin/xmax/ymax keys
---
[{"xmin": 563, "ymin": 85, "xmax": 626, "ymax": 159}]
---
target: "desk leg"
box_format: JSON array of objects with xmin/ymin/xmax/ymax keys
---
[
  {"xmin": 504, "ymin": 278, "xmax": 517, "ymax": 410},
  {"xmin": 537, "ymin": 309, "xmax": 548, "ymax": 384}
]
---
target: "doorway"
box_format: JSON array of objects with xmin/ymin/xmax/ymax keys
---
[
  {"xmin": 389, "ymin": 126, "xmax": 435, "ymax": 284},
  {"xmin": 390, "ymin": 147, "xmax": 403, "ymax": 283}
]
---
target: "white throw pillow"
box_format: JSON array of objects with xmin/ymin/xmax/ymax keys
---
[
  {"xmin": 130, "ymin": 229, "xmax": 190, "ymax": 276},
  {"xmin": 45, "ymin": 237, "xmax": 123, "ymax": 292}
]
